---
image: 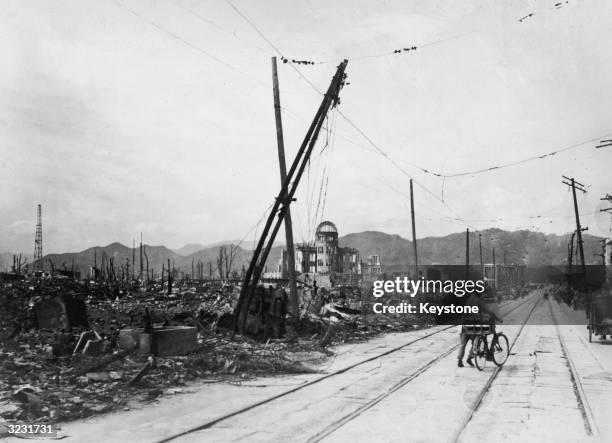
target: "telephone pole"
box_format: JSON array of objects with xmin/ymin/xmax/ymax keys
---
[
  {"xmin": 410, "ymin": 179, "xmax": 418, "ymax": 276},
  {"xmin": 271, "ymin": 56, "xmax": 298, "ymax": 316},
  {"xmin": 478, "ymin": 233, "xmax": 483, "ymax": 279},
  {"xmin": 234, "ymin": 60, "xmax": 348, "ymax": 333},
  {"xmin": 465, "ymin": 228, "xmax": 470, "ymax": 279},
  {"xmin": 562, "ymin": 176, "xmax": 587, "ymax": 288},
  {"xmin": 492, "ymin": 247, "xmax": 496, "ymax": 287}
]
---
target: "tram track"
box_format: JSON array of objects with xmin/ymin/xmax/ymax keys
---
[
  {"xmin": 156, "ymin": 293, "xmax": 540, "ymax": 443},
  {"xmin": 309, "ymin": 293, "xmax": 541, "ymax": 442},
  {"xmin": 451, "ymin": 293, "xmax": 543, "ymax": 442},
  {"xmin": 549, "ymin": 299, "xmax": 601, "ymax": 441}
]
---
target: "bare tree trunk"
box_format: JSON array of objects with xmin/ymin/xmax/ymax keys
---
[
  {"xmin": 143, "ymin": 246, "xmax": 149, "ymax": 284},
  {"xmin": 167, "ymin": 258, "xmax": 173, "ymax": 295}
]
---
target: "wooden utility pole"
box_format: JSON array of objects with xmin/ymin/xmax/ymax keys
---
[
  {"xmin": 465, "ymin": 228, "xmax": 470, "ymax": 279},
  {"xmin": 272, "ymin": 56, "xmax": 298, "ymax": 316},
  {"xmin": 568, "ymin": 232, "xmax": 575, "ymax": 271},
  {"xmin": 234, "ymin": 60, "xmax": 348, "ymax": 333},
  {"xmin": 478, "ymin": 233, "xmax": 483, "ymax": 279},
  {"xmin": 492, "ymin": 247, "xmax": 496, "ymax": 287},
  {"xmin": 562, "ymin": 176, "xmax": 587, "ymax": 288},
  {"xmin": 409, "ymin": 179, "xmax": 418, "ymax": 276}
]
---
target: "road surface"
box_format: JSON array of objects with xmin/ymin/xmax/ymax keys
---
[{"xmin": 11, "ymin": 290, "xmax": 612, "ymax": 443}]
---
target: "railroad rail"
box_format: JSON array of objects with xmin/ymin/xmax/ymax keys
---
[
  {"xmin": 548, "ymin": 300, "xmax": 601, "ymax": 441},
  {"xmin": 156, "ymin": 293, "xmax": 541, "ymax": 443},
  {"xmin": 451, "ymin": 293, "xmax": 543, "ymax": 442}
]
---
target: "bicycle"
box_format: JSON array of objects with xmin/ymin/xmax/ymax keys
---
[{"xmin": 464, "ymin": 322, "xmax": 509, "ymax": 371}]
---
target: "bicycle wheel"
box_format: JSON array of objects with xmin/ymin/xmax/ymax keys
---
[
  {"xmin": 492, "ymin": 333, "xmax": 509, "ymax": 367},
  {"xmin": 473, "ymin": 336, "xmax": 487, "ymax": 371}
]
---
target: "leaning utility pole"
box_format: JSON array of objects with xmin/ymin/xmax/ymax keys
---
[
  {"xmin": 562, "ymin": 176, "xmax": 587, "ymax": 288},
  {"xmin": 409, "ymin": 179, "xmax": 418, "ymax": 276},
  {"xmin": 271, "ymin": 56, "xmax": 299, "ymax": 316},
  {"xmin": 234, "ymin": 60, "xmax": 348, "ymax": 333},
  {"xmin": 567, "ymin": 231, "xmax": 576, "ymax": 289}
]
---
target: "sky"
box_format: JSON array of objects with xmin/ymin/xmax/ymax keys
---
[{"xmin": 1, "ymin": 0, "xmax": 612, "ymax": 255}]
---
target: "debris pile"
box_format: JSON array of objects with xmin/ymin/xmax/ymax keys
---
[{"xmin": 0, "ymin": 277, "xmax": 425, "ymax": 431}]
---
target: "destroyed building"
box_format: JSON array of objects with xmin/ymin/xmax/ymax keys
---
[
  {"xmin": 362, "ymin": 255, "xmax": 383, "ymax": 275},
  {"xmin": 274, "ymin": 221, "xmax": 360, "ymax": 285}
]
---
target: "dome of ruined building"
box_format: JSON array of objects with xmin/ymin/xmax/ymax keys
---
[{"xmin": 316, "ymin": 220, "xmax": 338, "ymax": 235}]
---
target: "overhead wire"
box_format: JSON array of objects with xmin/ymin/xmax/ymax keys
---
[
  {"xmin": 169, "ymin": 0, "xmax": 268, "ymax": 53},
  {"xmin": 225, "ymin": 0, "xmax": 479, "ymax": 229},
  {"xmin": 225, "ymin": 0, "xmax": 610, "ymax": 239},
  {"xmin": 112, "ymin": 0, "xmax": 267, "ymax": 87},
  {"xmin": 416, "ymin": 133, "xmax": 612, "ymax": 178}
]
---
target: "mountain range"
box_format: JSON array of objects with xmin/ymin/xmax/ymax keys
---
[{"xmin": 1, "ymin": 228, "xmax": 606, "ymax": 278}]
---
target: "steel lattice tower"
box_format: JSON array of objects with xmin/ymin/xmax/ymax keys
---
[{"xmin": 34, "ymin": 204, "xmax": 43, "ymax": 271}]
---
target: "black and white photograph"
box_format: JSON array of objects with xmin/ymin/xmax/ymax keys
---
[{"xmin": 1, "ymin": 1, "xmax": 612, "ymax": 442}]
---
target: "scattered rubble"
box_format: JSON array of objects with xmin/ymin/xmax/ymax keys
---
[{"xmin": 0, "ymin": 277, "xmax": 427, "ymax": 433}]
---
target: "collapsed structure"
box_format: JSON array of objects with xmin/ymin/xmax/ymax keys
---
[{"xmin": 273, "ymin": 221, "xmax": 362, "ymax": 287}]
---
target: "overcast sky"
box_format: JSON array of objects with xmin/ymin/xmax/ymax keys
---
[{"xmin": 1, "ymin": 0, "xmax": 612, "ymax": 254}]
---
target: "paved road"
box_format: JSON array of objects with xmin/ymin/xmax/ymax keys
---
[{"xmin": 13, "ymin": 291, "xmax": 612, "ymax": 443}]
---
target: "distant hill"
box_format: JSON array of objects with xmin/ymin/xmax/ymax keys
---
[
  {"xmin": 41, "ymin": 243, "xmax": 182, "ymax": 279},
  {"xmin": 28, "ymin": 228, "xmax": 606, "ymax": 279},
  {"xmin": 36, "ymin": 242, "xmax": 284, "ymax": 280},
  {"xmin": 173, "ymin": 240, "xmax": 286, "ymax": 257},
  {"xmin": 339, "ymin": 228, "xmax": 606, "ymax": 272},
  {"xmin": 172, "ymin": 243, "xmax": 206, "ymax": 256}
]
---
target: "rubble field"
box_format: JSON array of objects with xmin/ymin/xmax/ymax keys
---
[{"xmin": 0, "ymin": 278, "xmax": 428, "ymax": 433}]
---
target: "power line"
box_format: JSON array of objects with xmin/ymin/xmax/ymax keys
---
[
  {"xmin": 276, "ymin": 0, "xmax": 579, "ymax": 65},
  {"xmin": 112, "ymin": 0, "xmax": 266, "ymax": 87},
  {"xmin": 225, "ymin": 0, "xmax": 608, "ymax": 235},
  {"xmin": 335, "ymin": 108, "xmax": 473, "ymax": 225},
  {"xmin": 225, "ymin": 0, "xmax": 474, "ymax": 228},
  {"xmin": 279, "ymin": 32, "xmax": 471, "ymax": 66},
  {"xmin": 170, "ymin": 0, "xmax": 268, "ymax": 54},
  {"xmin": 225, "ymin": 0, "xmax": 321, "ymax": 94},
  {"xmin": 417, "ymin": 134, "xmax": 612, "ymax": 178}
]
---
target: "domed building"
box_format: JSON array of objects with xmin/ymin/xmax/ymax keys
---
[{"xmin": 282, "ymin": 221, "xmax": 360, "ymax": 280}]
